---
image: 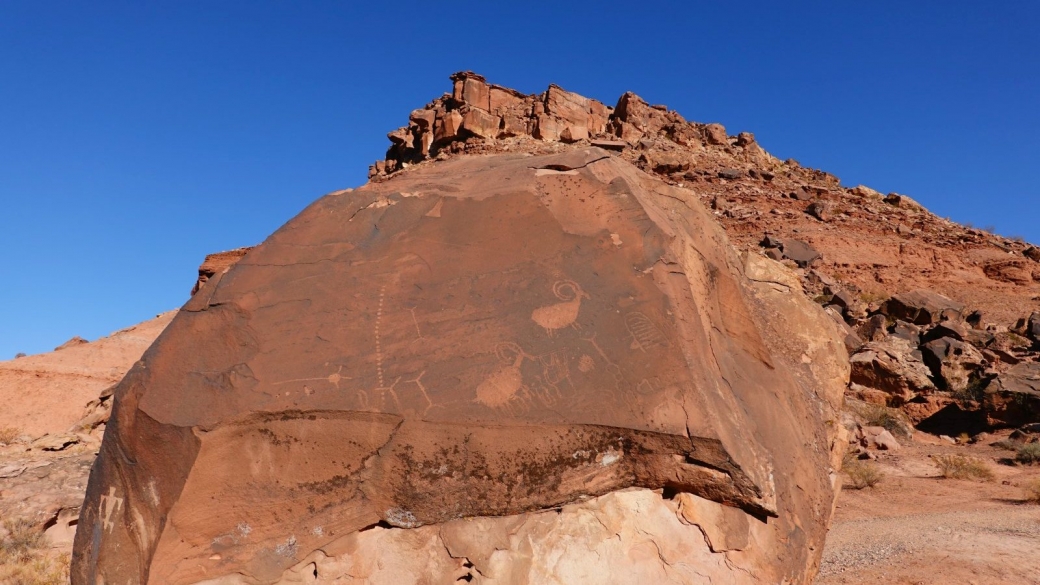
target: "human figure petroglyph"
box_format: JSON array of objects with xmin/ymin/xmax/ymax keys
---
[
  {"xmin": 625, "ymin": 312, "xmax": 670, "ymax": 353},
  {"xmin": 531, "ymin": 280, "xmax": 589, "ymax": 337},
  {"xmin": 580, "ymin": 332, "xmax": 625, "ymax": 391},
  {"xmin": 99, "ymin": 486, "xmax": 123, "ymax": 533}
]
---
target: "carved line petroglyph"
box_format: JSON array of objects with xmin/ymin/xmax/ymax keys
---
[
  {"xmin": 580, "ymin": 332, "xmax": 624, "ymax": 391},
  {"xmin": 99, "ymin": 487, "xmax": 123, "ymax": 533},
  {"xmin": 625, "ymin": 312, "xmax": 670, "ymax": 353},
  {"xmin": 531, "ymin": 280, "xmax": 589, "ymax": 337},
  {"xmin": 408, "ymin": 307, "xmax": 423, "ymax": 339},
  {"xmin": 425, "ymin": 198, "xmax": 444, "ymax": 218},
  {"xmin": 272, "ymin": 364, "xmax": 349, "ymax": 390}
]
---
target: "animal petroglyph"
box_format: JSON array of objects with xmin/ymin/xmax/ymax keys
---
[
  {"xmin": 476, "ymin": 342, "xmax": 531, "ymax": 409},
  {"xmin": 99, "ymin": 487, "xmax": 123, "ymax": 533},
  {"xmin": 531, "ymin": 280, "xmax": 589, "ymax": 337},
  {"xmin": 625, "ymin": 312, "xmax": 670, "ymax": 352},
  {"xmin": 537, "ymin": 350, "xmax": 573, "ymax": 391}
]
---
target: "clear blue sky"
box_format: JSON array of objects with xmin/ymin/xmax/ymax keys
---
[{"xmin": 2, "ymin": 2, "xmax": 1038, "ymax": 358}]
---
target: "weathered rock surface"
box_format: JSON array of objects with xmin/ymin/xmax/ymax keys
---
[
  {"xmin": 881, "ymin": 290, "xmax": 965, "ymax": 326},
  {"xmin": 191, "ymin": 247, "xmax": 253, "ymax": 296},
  {"xmin": 849, "ymin": 338, "xmax": 936, "ymax": 405},
  {"xmin": 73, "ymin": 147, "xmax": 848, "ymax": 584},
  {"xmin": 983, "ymin": 362, "xmax": 1040, "ymax": 427}
]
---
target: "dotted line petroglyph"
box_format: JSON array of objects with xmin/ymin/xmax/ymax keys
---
[{"xmin": 376, "ymin": 285, "xmax": 386, "ymax": 387}]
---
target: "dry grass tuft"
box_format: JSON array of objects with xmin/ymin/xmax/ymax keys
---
[
  {"xmin": 853, "ymin": 403, "xmax": 912, "ymax": 439},
  {"xmin": 1015, "ymin": 443, "xmax": 1040, "ymax": 465},
  {"xmin": 843, "ymin": 459, "xmax": 885, "ymax": 490},
  {"xmin": 0, "ymin": 426, "xmax": 21, "ymax": 445},
  {"xmin": 0, "ymin": 517, "xmax": 70, "ymax": 585},
  {"xmin": 934, "ymin": 454, "xmax": 994, "ymax": 481}
]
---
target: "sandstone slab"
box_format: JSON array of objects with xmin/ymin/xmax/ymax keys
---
[{"xmin": 74, "ymin": 150, "xmax": 848, "ymax": 584}]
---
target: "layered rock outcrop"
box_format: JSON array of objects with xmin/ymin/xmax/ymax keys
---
[{"xmin": 73, "ymin": 139, "xmax": 848, "ymax": 582}]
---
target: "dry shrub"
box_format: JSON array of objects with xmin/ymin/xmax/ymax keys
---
[
  {"xmin": 0, "ymin": 517, "xmax": 70, "ymax": 585},
  {"xmin": 0, "ymin": 426, "xmax": 20, "ymax": 445},
  {"xmin": 854, "ymin": 403, "xmax": 911, "ymax": 439},
  {"xmin": 843, "ymin": 460, "xmax": 884, "ymax": 490},
  {"xmin": 1015, "ymin": 443, "xmax": 1040, "ymax": 465},
  {"xmin": 934, "ymin": 454, "xmax": 994, "ymax": 480},
  {"xmin": 1025, "ymin": 480, "xmax": 1040, "ymax": 504}
]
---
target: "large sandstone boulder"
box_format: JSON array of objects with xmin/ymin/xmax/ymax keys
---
[{"xmin": 73, "ymin": 148, "xmax": 848, "ymax": 584}]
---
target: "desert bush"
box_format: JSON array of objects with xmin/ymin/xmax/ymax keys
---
[
  {"xmin": 952, "ymin": 375, "xmax": 989, "ymax": 402},
  {"xmin": 1025, "ymin": 480, "xmax": 1040, "ymax": 504},
  {"xmin": 992, "ymin": 439, "xmax": 1018, "ymax": 451},
  {"xmin": 1015, "ymin": 443, "xmax": 1040, "ymax": 465},
  {"xmin": 0, "ymin": 517, "xmax": 70, "ymax": 585},
  {"xmin": 854, "ymin": 403, "xmax": 911, "ymax": 439},
  {"xmin": 0, "ymin": 426, "xmax": 20, "ymax": 445},
  {"xmin": 843, "ymin": 460, "xmax": 884, "ymax": 490},
  {"xmin": 934, "ymin": 454, "xmax": 994, "ymax": 480}
]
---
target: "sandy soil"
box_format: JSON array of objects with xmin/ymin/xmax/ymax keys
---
[{"xmin": 817, "ymin": 434, "xmax": 1040, "ymax": 585}]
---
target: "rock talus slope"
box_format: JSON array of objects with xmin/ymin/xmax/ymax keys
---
[{"xmin": 72, "ymin": 146, "xmax": 848, "ymax": 583}]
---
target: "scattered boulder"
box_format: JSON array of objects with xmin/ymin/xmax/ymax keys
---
[
  {"xmin": 923, "ymin": 320, "xmax": 969, "ymax": 343},
  {"xmin": 805, "ymin": 201, "xmax": 830, "ymax": 222},
  {"xmin": 790, "ymin": 186, "xmax": 813, "ymax": 201},
  {"xmin": 881, "ymin": 290, "xmax": 965, "ymax": 325},
  {"xmin": 858, "ymin": 314, "xmax": 888, "ymax": 343},
  {"xmin": 1028, "ymin": 312, "xmax": 1040, "ymax": 343},
  {"xmin": 850, "ymin": 338, "xmax": 936, "ymax": 405},
  {"xmin": 858, "ymin": 425, "xmax": 901, "ymax": 451},
  {"xmin": 920, "ymin": 337, "xmax": 986, "ymax": 392},
  {"xmin": 54, "ymin": 336, "xmax": 88, "ymax": 351},
  {"xmin": 31, "ymin": 433, "xmax": 80, "ymax": 452},
  {"xmin": 983, "ymin": 362, "xmax": 1040, "ymax": 427},
  {"xmin": 779, "ymin": 239, "xmax": 822, "ymax": 268},
  {"xmin": 1024, "ymin": 246, "xmax": 1040, "ymax": 262},
  {"xmin": 890, "ymin": 320, "xmax": 922, "ymax": 346}
]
